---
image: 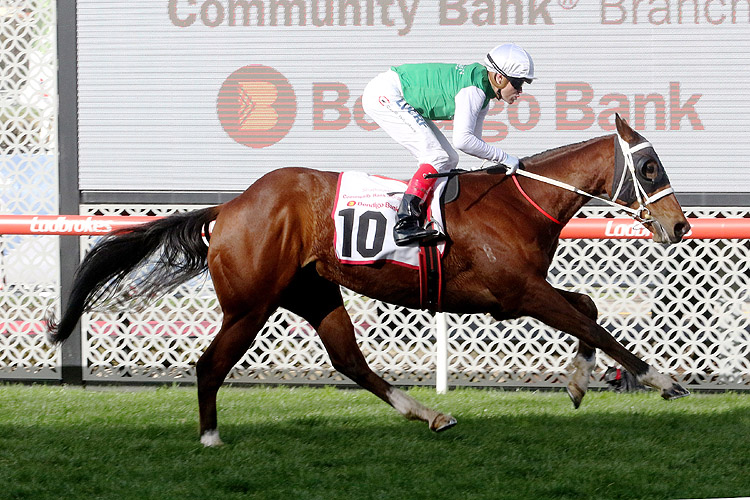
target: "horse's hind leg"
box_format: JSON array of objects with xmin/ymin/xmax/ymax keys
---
[
  {"xmin": 196, "ymin": 306, "xmax": 274, "ymax": 447},
  {"xmin": 557, "ymin": 289, "xmax": 598, "ymax": 409},
  {"xmin": 282, "ymin": 268, "xmax": 456, "ymax": 432}
]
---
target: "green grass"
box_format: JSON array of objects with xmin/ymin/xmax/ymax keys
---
[{"xmin": 1, "ymin": 385, "xmax": 748, "ymax": 500}]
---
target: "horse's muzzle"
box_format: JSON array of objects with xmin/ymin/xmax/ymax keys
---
[
  {"xmin": 652, "ymin": 219, "xmax": 690, "ymax": 244},
  {"xmin": 672, "ymin": 221, "xmax": 691, "ymax": 242}
]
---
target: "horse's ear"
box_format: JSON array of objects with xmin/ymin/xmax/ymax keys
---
[{"xmin": 614, "ymin": 113, "xmax": 636, "ymax": 142}]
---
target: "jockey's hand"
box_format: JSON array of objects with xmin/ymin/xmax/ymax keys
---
[{"xmin": 503, "ymin": 154, "xmax": 520, "ymax": 175}]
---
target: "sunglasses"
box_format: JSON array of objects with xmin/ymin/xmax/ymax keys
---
[
  {"xmin": 486, "ymin": 53, "xmax": 532, "ymax": 92},
  {"xmin": 501, "ymin": 72, "xmax": 531, "ymax": 92}
]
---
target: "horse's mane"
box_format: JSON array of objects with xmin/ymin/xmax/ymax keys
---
[{"xmin": 522, "ymin": 134, "xmax": 612, "ymax": 170}]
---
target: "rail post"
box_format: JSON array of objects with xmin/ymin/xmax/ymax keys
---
[
  {"xmin": 57, "ymin": 0, "xmax": 83, "ymax": 385},
  {"xmin": 435, "ymin": 312, "xmax": 448, "ymax": 394}
]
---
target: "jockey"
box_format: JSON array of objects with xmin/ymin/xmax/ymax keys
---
[{"xmin": 362, "ymin": 43, "xmax": 535, "ymax": 246}]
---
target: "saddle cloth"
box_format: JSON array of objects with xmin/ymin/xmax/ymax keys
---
[{"xmin": 332, "ymin": 172, "xmax": 446, "ymax": 268}]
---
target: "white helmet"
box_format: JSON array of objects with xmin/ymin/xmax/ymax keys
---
[{"xmin": 484, "ymin": 43, "xmax": 535, "ymax": 82}]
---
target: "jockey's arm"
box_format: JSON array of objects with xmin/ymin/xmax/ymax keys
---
[{"xmin": 452, "ymin": 86, "xmax": 509, "ymax": 165}]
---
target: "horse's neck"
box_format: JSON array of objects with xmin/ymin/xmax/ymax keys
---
[{"xmin": 525, "ymin": 135, "xmax": 614, "ymax": 223}]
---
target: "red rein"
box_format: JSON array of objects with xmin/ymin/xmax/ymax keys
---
[{"xmin": 511, "ymin": 174, "xmax": 562, "ymax": 225}]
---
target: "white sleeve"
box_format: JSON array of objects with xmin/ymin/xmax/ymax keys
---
[
  {"xmin": 474, "ymin": 104, "xmax": 487, "ymax": 138},
  {"xmin": 452, "ymin": 87, "xmax": 508, "ymax": 163}
]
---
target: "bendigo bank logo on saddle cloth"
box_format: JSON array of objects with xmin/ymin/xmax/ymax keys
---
[{"xmin": 332, "ymin": 172, "xmax": 447, "ymax": 268}]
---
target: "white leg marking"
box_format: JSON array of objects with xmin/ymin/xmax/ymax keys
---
[
  {"xmin": 387, "ymin": 387, "xmax": 423, "ymax": 420},
  {"xmin": 638, "ymin": 366, "xmax": 673, "ymax": 391},
  {"xmin": 200, "ymin": 429, "xmax": 224, "ymax": 447},
  {"xmin": 388, "ymin": 387, "xmax": 456, "ymax": 431},
  {"xmin": 569, "ymin": 353, "xmax": 596, "ymax": 391}
]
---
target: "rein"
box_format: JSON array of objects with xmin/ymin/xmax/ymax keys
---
[
  {"xmin": 426, "ymin": 133, "xmax": 674, "ymax": 226},
  {"xmin": 511, "ymin": 174, "xmax": 561, "ymax": 225}
]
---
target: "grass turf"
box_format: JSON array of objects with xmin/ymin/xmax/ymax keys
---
[{"xmin": 1, "ymin": 385, "xmax": 748, "ymax": 500}]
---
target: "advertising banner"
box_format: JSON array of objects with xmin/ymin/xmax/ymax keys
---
[{"xmin": 77, "ymin": 0, "xmax": 750, "ymax": 193}]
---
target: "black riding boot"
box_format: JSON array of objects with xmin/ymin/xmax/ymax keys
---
[{"xmin": 393, "ymin": 193, "xmax": 442, "ymax": 246}]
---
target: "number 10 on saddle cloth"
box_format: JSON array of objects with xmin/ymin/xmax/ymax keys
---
[{"xmin": 332, "ymin": 171, "xmax": 447, "ymax": 268}]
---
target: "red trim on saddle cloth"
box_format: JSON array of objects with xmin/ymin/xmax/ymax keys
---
[
  {"xmin": 418, "ymin": 243, "xmax": 443, "ymax": 311},
  {"xmin": 511, "ymin": 174, "xmax": 562, "ymax": 225},
  {"xmin": 405, "ymin": 163, "xmax": 438, "ymax": 198},
  {"xmin": 417, "ymin": 168, "xmax": 442, "ymax": 311}
]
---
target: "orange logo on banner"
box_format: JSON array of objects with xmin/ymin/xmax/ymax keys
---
[{"xmin": 217, "ymin": 65, "xmax": 296, "ymax": 148}]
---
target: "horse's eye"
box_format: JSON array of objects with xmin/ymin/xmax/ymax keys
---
[{"xmin": 641, "ymin": 160, "xmax": 657, "ymax": 179}]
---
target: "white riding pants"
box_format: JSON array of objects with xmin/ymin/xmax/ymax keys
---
[{"xmin": 362, "ymin": 70, "xmax": 459, "ymax": 173}]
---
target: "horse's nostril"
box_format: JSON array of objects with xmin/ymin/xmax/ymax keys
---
[{"xmin": 674, "ymin": 222, "xmax": 689, "ymax": 239}]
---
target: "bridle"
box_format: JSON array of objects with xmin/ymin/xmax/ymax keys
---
[
  {"xmin": 610, "ymin": 135, "xmax": 674, "ymax": 223},
  {"xmin": 478, "ymin": 133, "xmax": 674, "ymax": 225},
  {"xmin": 426, "ymin": 132, "xmax": 675, "ymax": 226}
]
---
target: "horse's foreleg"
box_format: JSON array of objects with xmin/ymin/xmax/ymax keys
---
[
  {"xmin": 567, "ymin": 344, "xmax": 596, "ymax": 408},
  {"xmin": 319, "ymin": 305, "xmax": 456, "ymax": 431},
  {"xmin": 284, "ymin": 275, "xmax": 456, "ymax": 432},
  {"xmin": 557, "ymin": 289, "xmax": 598, "ymax": 409},
  {"xmin": 523, "ymin": 281, "xmax": 689, "ymax": 401},
  {"xmin": 196, "ymin": 310, "xmax": 271, "ymax": 447}
]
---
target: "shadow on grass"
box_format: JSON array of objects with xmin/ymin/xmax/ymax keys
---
[{"xmin": 3, "ymin": 407, "xmax": 748, "ymax": 500}]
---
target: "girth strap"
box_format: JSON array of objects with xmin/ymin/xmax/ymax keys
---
[{"xmin": 418, "ymin": 242, "xmax": 443, "ymax": 312}]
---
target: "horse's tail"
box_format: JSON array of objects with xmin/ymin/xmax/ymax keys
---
[{"xmin": 46, "ymin": 206, "xmax": 220, "ymax": 344}]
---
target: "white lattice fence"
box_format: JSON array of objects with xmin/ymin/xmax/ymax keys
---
[
  {"xmin": 1, "ymin": 1, "xmax": 748, "ymax": 389},
  {"xmin": 447, "ymin": 208, "xmax": 750, "ymax": 388},
  {"xmin": 0, "ymin": 1, "xmax": 59, "ymax": 379},
  {"xmin": 69, "ymin": 205, "xmax": 750, "ymax": 389}
]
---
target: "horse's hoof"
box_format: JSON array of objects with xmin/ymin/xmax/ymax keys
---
[
  {"xmin": 661, "ymin": 383, "xmax": 690, "ymax": 401},
  {"xmin": 200, "ymin": 429, "xmax": 224, "ymax": 447},
  {"xmin": 431, "ymin": 414, "xmax": 457, "ymax": 432},
  {"xmin": 566, "ymin": 384, "xmax": 584, "ymax": 409}
]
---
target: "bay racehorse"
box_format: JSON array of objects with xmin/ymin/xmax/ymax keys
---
[{"xmin": 48, "ymin": 115, "xmax": 691, "ymax": 446}]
